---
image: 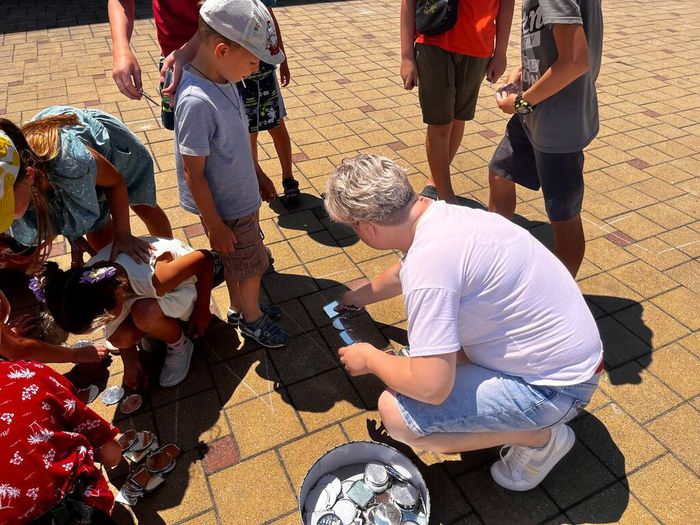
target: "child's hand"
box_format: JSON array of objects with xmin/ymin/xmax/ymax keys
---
[
  {"xmin": 338, "ymin": 342, "xmax": 376, "ymax": 376},
  {"xmin": 506, "ymin": 66, "xmax": 523, "ymax": 88},
  {"xmin": 8, "ymin": 314, "xmax": 37, "ymax": 336},
  {"xmin": 72, "ymin": 344, "xmax": 109, "ymax": 363},
  {"xmin": 280, "ymin": 59, "xmax": 291, "ymax": 87},
  {"xmin": 400, "ymin": 57, "xmax": 418, "ymax": 90},
  {"xmin": 258, "ymin": 174, "xmax": 278, "ymax": 203},
  {"xmin": 111, "ymin": 233, "xmax": 153, "ymax": 263},
  {"xmin": 210, "ymin": 222, "xmax": 237, "ymax": 254},
  {"xmin": 495, "ymin": 90, "xmax": 517, "ymax": 114},
  {"xmin": 486, "ymin": 51, "xmax": 507, "ymax": 84},
  {"xmin": 188, "ymin": 305, "xmax": 212, "ymax": 339}
]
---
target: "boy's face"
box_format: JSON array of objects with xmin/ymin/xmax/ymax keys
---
[{"xmin": 215, "ymin": 42, "xmax": 260, "ymax": 82}]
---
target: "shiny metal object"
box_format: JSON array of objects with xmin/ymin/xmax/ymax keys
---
[
  {"xmin": 311, "ymin": 511, "xmax": 343, "ymax": 525},
  {"xmin": 389, "ymin": 482, "xmax": 419, "ymax": 509},
  {"xmin": 332, "ymin": 316, "xmax": 351, "ymax": 331},
  {"xmin": 71, "ymin": 339, "xmax": 94, "ymax": 349},
  {"xmin": 366, "ymin": 502, "xmax": 402, "ymax": 525},
  {"xmin": 119, "ymin": 394, "xmax": 143, "ymax": 415},
  {"xmin": 100, "ymin": 385, "xmax": 125, "ymax": 405},
  {"xmin": 364, "ymin": 462, "xmax": 390, "ymax": 492},
  {"xmin": 331, "ymin": 498, "xmax": 358, "ymax": 525}
]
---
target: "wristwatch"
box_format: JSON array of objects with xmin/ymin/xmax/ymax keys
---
[{"xmin": 514, "ymin": 94, "xmax": 535, "ymax": 114}]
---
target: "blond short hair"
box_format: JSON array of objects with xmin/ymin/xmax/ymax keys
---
[{"xmin": 324, "ymin": 154, "xmax": 416, "ymax": 226}]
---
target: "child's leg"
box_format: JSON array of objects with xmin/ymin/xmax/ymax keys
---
[
  {"xmin": 131, "ymin": 204, "xmax": 173, "ymax": 238},
  {"xmin": 108, "ymin": 317, "xmax": 147, "ymax": 390},
  {"xmin": 226, "ymin": 274, "xmax": 262, "ymax": 324},
  {"xmin": 129, "ymin": 298, "xmax": 183, "ymax": 344},
  {"xmin": 249, "ymin": 132, "xmax": 265, "ymax": 175},
  {"xmin": 488, "ymin": 170, "xmax": 517, "ymax": 219},
  {"xmin": 267, "ymin": 120, "xmax": 293, "ymax": 180}
]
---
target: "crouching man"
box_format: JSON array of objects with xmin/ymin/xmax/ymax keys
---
[{"xmin": 325, "ymin": 154, "xmax": 603, "ymax": 491}]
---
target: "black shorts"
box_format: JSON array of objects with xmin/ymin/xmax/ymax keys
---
[
  {"xmin": 489, "ymin": 116, "xmax": 585, "ymax": 221},
  {"xmin": 236, "ymin": 62, "xmax": 287, "ymax": 133}
]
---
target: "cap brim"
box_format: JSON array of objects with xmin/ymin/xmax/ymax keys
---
[{"xmin": 243, "ymin": 44, "xmax": 285, "ymax": 66}]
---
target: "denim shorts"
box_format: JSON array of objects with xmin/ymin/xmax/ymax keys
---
[{"xmin": 395, "ymin": 363, "xmax": 600, "ymax": 437}]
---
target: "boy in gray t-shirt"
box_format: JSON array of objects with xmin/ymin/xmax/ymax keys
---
[
  {"xmin": 174, "ymin": 0, "xmax": 289, "ymax": 348},
  {"xmin": 487, "ymin": 0, "xmax": 603, "ymax": 278}
]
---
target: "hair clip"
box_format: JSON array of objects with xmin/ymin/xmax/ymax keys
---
[
  {"xmin": 80, "ymin": 266, "xmax": 117, "ymax": 285},
  {"xmin": 28, "ymin": 276, "xmax": 46, "ymax": 303}
]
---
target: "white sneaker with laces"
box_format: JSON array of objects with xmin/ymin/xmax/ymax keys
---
[
  {"xmin": 159, "ymin": 336, "xmax": 194, "ymax": 387},
  {"xmin": 490, "ymin": 424, "xmax": 575, "ymax": 491}
]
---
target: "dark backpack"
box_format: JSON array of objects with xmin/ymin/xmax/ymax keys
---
[{"xmin": 415, "ymin": 0, "xmax": 459, "ymax": 36}]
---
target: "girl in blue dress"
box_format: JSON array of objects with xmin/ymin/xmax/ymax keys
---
[{"xmin": 0, "ymin": 106, "xmax": 171, "ymax": 273}]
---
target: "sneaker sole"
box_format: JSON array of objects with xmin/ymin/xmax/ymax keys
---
[
  {"xmin": 490, "ymin": 426, "xmax": 576, "ymax": 491},
  {"xmin": 239, "ymin": 330, "xmax": 288, "ymax": 349},
  {"xmin": 159, "ymin": 346, "xmax": 194, "ymax": 388}
]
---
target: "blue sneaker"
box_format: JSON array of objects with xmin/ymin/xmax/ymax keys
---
[
  {"xmin": 239, "ymin": 313, "xmax": 289, "ymax": 348},
  {"xmin": 227, "ymin": 304, "xmax": 283, "ymax": 327}
]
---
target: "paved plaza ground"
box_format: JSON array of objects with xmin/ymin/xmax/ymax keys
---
[{"xmin": 1, "ymin": 0, "xmax": 699, "ymax": 523}]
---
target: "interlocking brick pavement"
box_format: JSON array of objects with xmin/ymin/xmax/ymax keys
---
[{"xmin": 1, "ymin": 0, "xmax": 699, "ymax": 523}]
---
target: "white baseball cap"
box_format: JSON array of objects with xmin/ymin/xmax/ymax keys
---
[{"xmin": 200, "ymin": 0, "xmax": 285, "ymax": 65}]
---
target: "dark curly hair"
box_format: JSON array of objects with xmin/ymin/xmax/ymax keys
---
[{"xmin": 39, "ymin": 260, "xmax": 128, "ymax": 334}]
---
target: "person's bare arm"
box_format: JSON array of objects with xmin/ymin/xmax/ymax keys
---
[
  {"xmin": 108, "ymin": 0, "xmax": 142, "ymax": 99},
  {"xmin": 486, "ymin": 0, "xmax": 515, "ymax": 83},
  {"xmin": 160, "ymin": 34, "xmax": 201, "ymax": 96},
  {"xmin": 181, "ymin": 155, "xmax": 237, "ymax": 254},
  {"xmin": 340, "ymin": 343, "xmax": 457, "ymax": 405},
  {"xmin": 0, "ymin": 323, "xmax": 107, "ymax": 363},
  {"xmin": 496, "ymin": 24, "xmax": 590, "ymax": 112},
  {"xmin": 400, "ymin": 0, "xmax": 418, "ymax": 90},
  {"xmin": 341, "ymin": 262, "xmax": 402, "ymax": 308},
  {"xmin": 268, "ymin": 8, "xmax": 291, "ymax": 86},
  {"xmin": 90, "ymin": 147, "xmax": 152, "ymax": 262}
]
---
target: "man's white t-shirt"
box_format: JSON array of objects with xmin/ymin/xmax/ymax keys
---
[{"xmin": 400, "ymin": 202, "xmax": 602, "ymax": 386}]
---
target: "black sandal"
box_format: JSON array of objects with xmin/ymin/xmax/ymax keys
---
[{"xmin": 282, "ymin": 177, "xmax": 300, "ymax": 202}]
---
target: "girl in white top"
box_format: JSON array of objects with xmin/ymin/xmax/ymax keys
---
[{"xmin": 33, "ymin": 236, "xmax": 217, "ymax": 390}]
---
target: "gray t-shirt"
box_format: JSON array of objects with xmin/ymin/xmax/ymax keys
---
[
  {"xmin": 175, "ymin": 68, "xmax": 261, "ymax": 220},
  {"xmin": 520, "ymin": 0, "xmax": 603, "ymax": 153}
]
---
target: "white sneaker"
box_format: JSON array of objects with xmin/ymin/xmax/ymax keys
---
[
  {"xmin": 159, "ymin": 337, "xmax": 194, "ymax": 387},
  {"xmin": 490, "ymin": 425, "xmax": 575, "ymax": 491}
]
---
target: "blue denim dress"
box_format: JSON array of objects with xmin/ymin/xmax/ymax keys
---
[{"xmin": 10, "ymin": 106, "xmax": 156, "ymax": 244}]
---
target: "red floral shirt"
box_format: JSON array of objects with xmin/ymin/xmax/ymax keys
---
[{"xmin": 0, "ymin": 361, "xmax": 118, "ymax": 523}]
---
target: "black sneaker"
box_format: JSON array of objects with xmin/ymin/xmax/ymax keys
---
[
  {"xmin": 420, "ymin": 185, "xmax": 438, "ymax": 200},
  {"xmin": 239, "ymin": 313, "xmax": 289, "ymax": 348},
  {"xmin": 282, "ymin": 177, "xmax": 300, "ymax": 202}
]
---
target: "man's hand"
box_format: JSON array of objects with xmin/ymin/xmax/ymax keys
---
[
  {"xmin": 209, "ymin": 222, "xmax": 237, "ymax": 254},
  {"xmin": 112, "ymin": 48, "xmax": 143, "ymax": 100},
  {"xmin": 110, "ymin": 233, "xmax": 153, "ymax": 263},
  {"xmin": 279, "ymin": 59, "xmax": 291, "ymax": 87},
  {"xmin": 338, "ymin": 342, "xmax": 378, "ymax": 376},
  {"xmin": 400, "ymin": 57, "xmax": 418, "ymax": 90},
  {"xmin": 258, "ymin": 173, "xmax": 277, "ymax": 203},
  {"xmin": 486, "ymin": 52, "xmax": 507, "ymax": 84},
  {"xmin": 495, "ymin": 90, "xmax": 517, "ymax": 114},
  {"xmin": 339, "ymin": 290, "xmax": 363, "ymax": 311}
]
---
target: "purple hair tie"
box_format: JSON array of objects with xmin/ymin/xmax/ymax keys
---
[
  {"xmin": 79, "ymin": 266, "xmax": 117, "ymax": 284},
  {"xmin": 28, "ymin": 276, "xmax": 46, "ymax": 303}
]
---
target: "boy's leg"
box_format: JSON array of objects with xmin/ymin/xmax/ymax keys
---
[
  {"xmin": 131, "ymin": 204, "xmax": 173, "ymax": 238},
  {"xmin": 488, "ymin": 116, "xmax": 540, "ymax": 219},
  {"xmin": 225, "ymin": 274, "xmax": 263, "ymax": 323},
  {"xmin": 425, "ymin": 123, "xmax": 458, "ymax": 203},
  {"xmin": 535, "ymin": 149, "xmax": 586, "ymax": 277},
  {"xmin": 249, "ymin": 132, "xmax": 263, "ymax": 174}
]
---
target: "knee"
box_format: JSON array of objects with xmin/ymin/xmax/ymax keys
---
[
  {"xmin": 427, "ymin": 123, "xmax": 453, "ymax": 139},
  {"xmin": 378, "ymin": 390, "xmax": 420, "ymax": 445},
  {"xmin": 108, "ymin": 325, "xmax": 141, "ymax": 349},
  {"xmin": 130, "ymin": 299, "xmax": 163, "ymax": 332}
]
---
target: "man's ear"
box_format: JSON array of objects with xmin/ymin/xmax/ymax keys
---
[{"xmin": 214, "ymin": 41, "xmax": 229, "ymax": 59}]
